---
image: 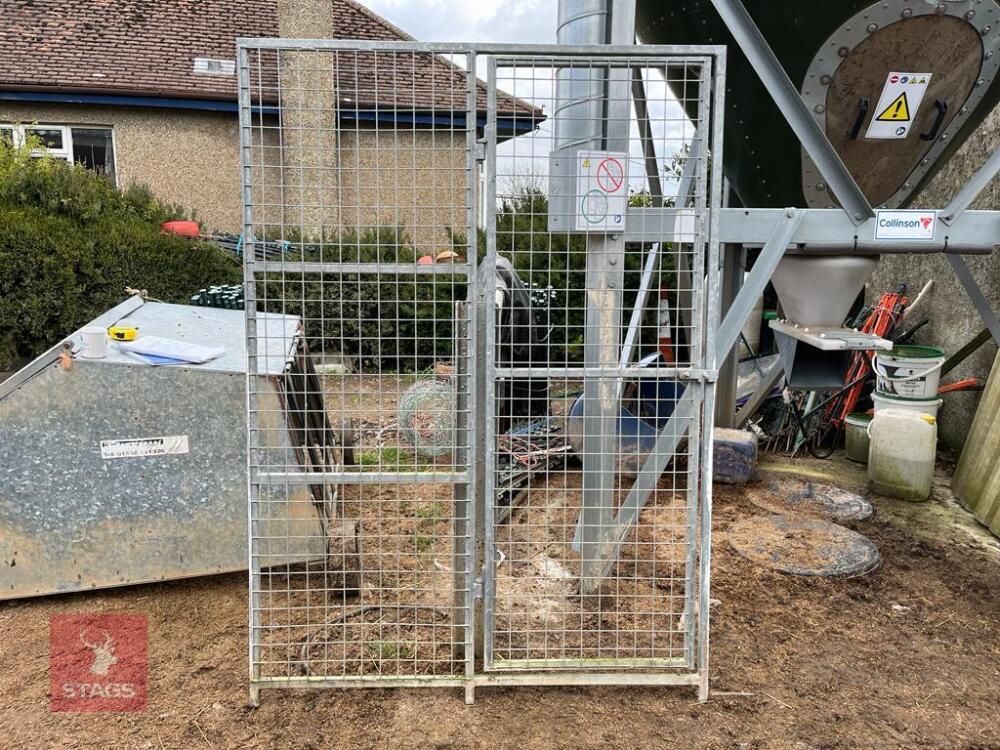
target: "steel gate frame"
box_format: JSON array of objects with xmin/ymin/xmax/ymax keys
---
[{"xmin": 239, "ymin": 38, "xmax": 725, "ymax": 704}]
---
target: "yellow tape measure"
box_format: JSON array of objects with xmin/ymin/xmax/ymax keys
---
[{"xmin": 107, "ymin": 326, "xmax": 138, "ymax": 341}]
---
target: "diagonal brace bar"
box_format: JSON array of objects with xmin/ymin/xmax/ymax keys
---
[
  {"xmin": 710, "ymin": 0, "xmax": 874, "ymax": 225},
  {"xmin": 940, "ymin": 148, "xmax": 1000, "ymax": 226},
  {"xmin": 572, "ymin": 209, "xmax": 803, "ymax": 562},
  {"xmin": 946, "ymin": 254, "xmax": 1000, "ymax": 347}
]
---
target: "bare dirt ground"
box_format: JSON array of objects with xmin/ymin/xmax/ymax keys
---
[{"xmin": 1, "ymin": 453, "xmax": 998, "ymax": 749}]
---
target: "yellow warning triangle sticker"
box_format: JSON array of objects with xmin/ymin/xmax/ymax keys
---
[{"xmin": 876, "ymin": 92, "xmax": 910, "ymax": 122}]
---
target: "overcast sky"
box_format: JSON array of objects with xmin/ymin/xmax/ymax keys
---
[
  {"xmin": 363, "ymin": 0, "xmax": 558, "ymax": 44},
  {"xmin": 362, "ymin": 0, "xmax": 692, "ymax": 204}
]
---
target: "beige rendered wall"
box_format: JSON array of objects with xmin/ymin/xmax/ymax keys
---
[
  {"xmin": 253, "ymin": 126, "xmax": 470, "ymax": 254},
  {"xmin": 0, "ymin": 102, "xmax": 243, "ymax": 233},
  {"xmin": 1, "ymin": 102, "xmax": 471, "ymax": 251}
]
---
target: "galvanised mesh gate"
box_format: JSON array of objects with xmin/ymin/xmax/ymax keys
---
[{"xmin": 239, "ymin": 40, "xmax": 724, "ymax": 704}]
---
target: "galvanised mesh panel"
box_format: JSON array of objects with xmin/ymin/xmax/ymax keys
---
[
  {"xmin": 240, "ymin": 43, "xmax": 480, "ymax": 693},
  {"xmin": 482, "ymin": 55, "xmax": 719, "ymax": 681},
  {"xmin": 239, "ymin": 40, "xmax": 724, "ymax": 702}
]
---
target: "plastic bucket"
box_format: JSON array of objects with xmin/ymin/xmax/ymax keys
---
[
  {"xmin": 844, "ymin": 413, "xmax": 872, "ymax": 464},
  {"xmin": 872, "ymin": 391, "xmax": 942, "ymax": 419},
  {"xmin": 874, "ymin": 345, "xmax": 945, "ymax": 399}
]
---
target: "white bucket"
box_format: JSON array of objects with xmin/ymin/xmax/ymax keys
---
[
  {"xmin": 871, "ymin": 391, "xmax": 942, "ymax": 419},
  {"xmin": 79, "ymin": 326, "xmax": 108, "ymax": 359},
  {"xmin": 874, "ymin": 345, "xmax": 944, "ymax": 399}
]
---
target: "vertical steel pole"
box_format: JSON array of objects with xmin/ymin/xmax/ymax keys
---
[
  {"xmin": 555, "ymin": 0, "xmax": 638, "ymax": 594},
  {"xmin": 480, "ymin": 57, "xmax": 499, "ymax": 670},
  {"xmin": 715, "ymin": 241, "xmax": 744, "ymax": 427}
]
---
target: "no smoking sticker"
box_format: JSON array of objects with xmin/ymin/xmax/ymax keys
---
[
  {"xmin": 866, "ymin": 71, "xmax": 932, "ymax": 139},
  {"xmin": 576, "ymin": 150, "xmax": 628, "ymax": 232}
]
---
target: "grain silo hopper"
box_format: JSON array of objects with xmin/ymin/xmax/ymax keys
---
[
  {"xmin": 0, "ymin": 296, "xmax": 343, "ymax": 599},
  {"xmin": 630, "ymin": 0, "xmax": 1000, "ymax": 399}
]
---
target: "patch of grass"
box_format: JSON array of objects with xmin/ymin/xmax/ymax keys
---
[
  {"xmin": 415, "ymin": 534, "xmax": 433, "ymax": 553},
  {"xmin": 367, "ymin": 640, "xmax": 415, "ymax": 661},
  {"xmin": 415, "ymin": 501, "xmax": 448, "ymax": 521},
  {"xmin": 357, "ymin": 446, "xmax": 436, "ymax": 472}
]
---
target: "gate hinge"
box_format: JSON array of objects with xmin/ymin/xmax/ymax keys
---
[
  {"xmin": 472, "ymin": 576, "xmax": 484, "ymax": 600},
  {"xmin": 475, "ymin": 140, "xmax": 486, "ymax": 163}
]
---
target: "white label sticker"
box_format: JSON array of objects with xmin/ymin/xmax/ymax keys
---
[
  {"xmin": 100, "ymin": 435, "xmax": 190, "ymax": 459},
  {"xmin": 575, "ymin": 150, "xmax": 628, "ymax": 232},
  {"xmin": 874, "ymin": 209, "xmax": 937, "ymax": 241},
  {"xmin": 866, "ymin": 72, "xmax": 932, "ymax": 140}
]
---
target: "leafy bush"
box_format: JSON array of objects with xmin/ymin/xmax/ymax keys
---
[
  {"xmin": 259, "ymin": 227, "xmax": 467, "ymax": 372},
  {"xmin": 0, "ymin": 143, "xmax": 240, "ymax": 367},
  {"xmin": 264, "ymin": 191, "xmax": 672, "ymax": 371}
]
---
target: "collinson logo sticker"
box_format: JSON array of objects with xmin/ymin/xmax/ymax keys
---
[
  {"xmin": 50, "ymin": 614, "xmax": 147, "ymax": 712},
  {"xmin": 874, "ymin": 209, "xmax": 937, "ymax": 241}
]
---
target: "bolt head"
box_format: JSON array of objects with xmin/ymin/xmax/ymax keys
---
[
  {"xmin": 867, "ymin": 23, "xmax": 878, "ymax": 33},
  {"xmin": 816, "ymin": 183, "xmax": 827, "ymax": 191},
  {"xmin": 838, "ymin": 46, "xmax": 849, "ymax": 57},
  {"xmin": 902, "ymin": 8, "xmax": 913, "ymax": 18},
  {"xmin": 814, "ymin": 104, "xmax": 826, "ymax": 114},
  {"xmin": 966, "ymin": 10, "xmax": 977, "ymax": 21},
  {"xmin": 820, "ymin": 74, "xmax": 832, "ymax": 85}
]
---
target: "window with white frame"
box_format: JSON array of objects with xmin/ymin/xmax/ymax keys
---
[{"xmin": 2, "ymin": 124, "xmax": 116, "ymax": 180}]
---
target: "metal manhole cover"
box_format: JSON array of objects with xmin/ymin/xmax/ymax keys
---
[
  {"xmin": 727, "ymin": 515, "xmax": 882, "ymax": 577},
  {"xmin": 749, "ymin": 478, "xmax": 874, "ymax": 523}
]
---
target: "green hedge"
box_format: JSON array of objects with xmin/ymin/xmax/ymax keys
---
[
  {"xmin": 259, "ymin": 227, "xmax": 467, "ymax": 372},
  {"xmin": 0, "ymin": 144, "xmax": 241, "ymax": 367}
]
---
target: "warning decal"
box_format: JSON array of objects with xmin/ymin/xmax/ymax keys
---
[
  {"xmin": 866, "ymin": 72, "xmax": 931, "ymax": 139},
  {"xmin": 875, "ymin": 92, "xmax": 910, "ymax": 122},
  {"xmin": 576, "ymin": 150, "xmax": 628, "ymax": 232}
]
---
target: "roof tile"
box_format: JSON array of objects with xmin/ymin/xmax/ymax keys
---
[{"xmin": 0, "ymin": 0, "xmax": 538, "ymax": 117}]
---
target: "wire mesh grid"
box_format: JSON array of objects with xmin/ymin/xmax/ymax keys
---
[
  {"xmin": 239, "ymin": 40, "xmax": 724, "ymax": 696},
  {"xmin": 482, "ymin": 55, "xmax": 716, "ymax": 672},
  {"xmin": 240, "ymin": 43, "xmax": 481, "ymax": 686}
]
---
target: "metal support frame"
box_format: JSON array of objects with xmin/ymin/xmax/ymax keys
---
[
  {"xmin": 735, "ymin": 358, "xmax": 784, "ymax": 428},
  {"xmin": 941, "ymin": 134, "xmax": 1000, "ymax": 227},
  {"xmin": 624, "ymin": 207, "xmax": 1000, "ymax": 253},
  {"xmin": 947, "ymin": 255, "xmax": 1000, "ymax": 347},
  {"xmin": 715, "ymin": 241, "xmax": 744, "ymax": 428},
  {"xmin": 601, "ymin": 209, "xmax": 802, "ymax": 577}
]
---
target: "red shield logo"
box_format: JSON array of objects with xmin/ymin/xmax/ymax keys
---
[{"xmin": 50, "ymin": 614, "xmax": 147, "ymax": 712}]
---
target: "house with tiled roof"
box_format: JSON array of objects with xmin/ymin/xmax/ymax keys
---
[{"xmin": 0, "ymin": 0, "xmax": 539, "ymax": 235}]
